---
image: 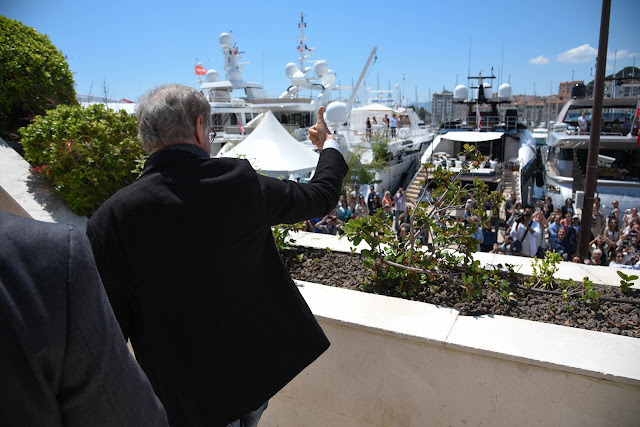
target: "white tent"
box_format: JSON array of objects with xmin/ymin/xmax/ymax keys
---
[{"xmin": 221, "ymin": 110, "xmax": 319, "ymax": 178}]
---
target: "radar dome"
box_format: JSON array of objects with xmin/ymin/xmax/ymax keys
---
[
  {"xmin": 453, "ymin": 85, "xmax": 468, "ymax": 101},
  {"xmin": 219, "ymin": 32, "xmax": 232, "ymax": 48},
  {"xmin": 228, "ymin": 69, "xmax": 242, "ymax": 81},
  {"xmin": 313, "ymin": 60, "xmax": 329, "ymax": 77},
  {"xmin": 325, "ymin": 101, "xmax": 347, "ymax": 124},
  {"xmin": 205, "ymin": 69, "xmax": 220, "ymax": 82},
  {"xmin": 482, "ymin": 82, "xmax": 493, "ymax": 99},
  {"xmin": 498, "ymin": 83, "xmax": 512, "ymax": 100},
  {"xmin": 321, "ymin": 70, "xmax": 336, "ymax": 86},
  {"xmin": 285, "ymin": 62, "xmax": 299, "ymax": 78}
]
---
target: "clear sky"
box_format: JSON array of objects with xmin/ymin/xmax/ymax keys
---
[{"xmin": 2, "ymin": 0, "xmax": 639, "ymax": 105}]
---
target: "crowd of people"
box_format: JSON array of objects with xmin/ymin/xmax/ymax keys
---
[
  {"xmin": 300, "ymin": 184, "xmax": 640, "ymax": 270},
  {"xmin": 493, "ymin": 194, "xmax": 640, "ymax": 269}
]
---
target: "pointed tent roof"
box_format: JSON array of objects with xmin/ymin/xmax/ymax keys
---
[{"xmin": 221, "ymin": 110, "xmax": 319, "ymax": 176}]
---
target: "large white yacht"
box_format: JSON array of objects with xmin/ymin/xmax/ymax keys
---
[
  {"xmin": 541, "ymin": 93, "xmax": 639, "ymax": 213},
  {"xmin": 410, "ymin": 72, "xmax": 538, "ymax": 206},
  {"xmin": 200, "ymin": 13, "xmax": 346, "ymax": 156}
]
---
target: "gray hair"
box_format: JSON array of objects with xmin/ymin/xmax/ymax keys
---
[{"xmin": 136, "ymin": 84, "xmax": 211, "ymax": 153}]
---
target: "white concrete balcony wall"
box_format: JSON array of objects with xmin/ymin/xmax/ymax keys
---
[{"xmin": 262, "ymin": 280, "xmax": 640, "ymax": 426}]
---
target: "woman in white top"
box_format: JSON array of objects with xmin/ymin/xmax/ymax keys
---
[{"xmin": 354, "ymin": 195, "xmax": 369, "ymax": 218}]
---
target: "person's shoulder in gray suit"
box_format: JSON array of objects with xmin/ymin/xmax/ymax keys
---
[{"xmin": 0, "ymin": 211, "xmax": 168, "ymax": 426}]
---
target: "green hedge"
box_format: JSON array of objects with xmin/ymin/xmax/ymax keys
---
[
  {"xmin": 0, "ymin": 16, "xmax": 76, "ymax": 141},
  {"xmin": 19, "ymin": 104, "xmax": 145, "ymax": 217}
]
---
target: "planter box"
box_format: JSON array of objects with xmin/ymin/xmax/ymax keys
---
[{"xmin": 261, "ymin": 233, "xmax": 640, "ymax": 426}]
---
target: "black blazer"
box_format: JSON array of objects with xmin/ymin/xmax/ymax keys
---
[
  {"xmin": 0, "ymin": 211, "xmax": 168, "ymax": 426},
  {"xmin": 87, "ymin": 146, "xmax": 348, "ymax": 426}
]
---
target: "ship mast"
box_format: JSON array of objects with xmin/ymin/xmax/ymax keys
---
[{"xmin": 297, "ymin": 12, "xmax": 309, "ymax": 72}]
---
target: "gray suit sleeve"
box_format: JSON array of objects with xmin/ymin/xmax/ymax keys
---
[{"xmin": 58, "ymin": 226, "xmax": 169, "ymax": 426}]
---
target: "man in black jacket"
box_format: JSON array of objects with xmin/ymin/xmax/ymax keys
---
[
  {"xmin": 0, "ymin": 211, "xmax": 168, "ymax": 426},
  {"xmin": 87, "ymin": 84, "xmax": 348, "ymax": 426}
]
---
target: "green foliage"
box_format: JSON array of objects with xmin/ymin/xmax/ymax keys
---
[
  {"xmin": 19, "ymin": 104, "xmax": 143, "ymax": 216},
  {"xmin": 526, "ymin": 251, "xmax": 562, "ymax": 289},
  {"xmin": 340, "ymin": 144, "xmax": 505, "ymax": 302},
  {"xmin": 370, "ymin": 134, "xmax": 390, "ymax": 165},
  {"xmin": 0, "ymin": 16, "xmax": 76, "ymax": 140},
  {"xmin": 581, "ymin": 277, "xmax": 602, "ymax": 306},
  {"xmin": 272, "ymin": 222, "xmax": 304, "ymax": 252},
  {"xmin": 343, "ymin": 146, "xmax": 377, "ymax": 187},
  {"xmin": 617, "ymin": 270, "xmax": 638, "ymax": 293}
]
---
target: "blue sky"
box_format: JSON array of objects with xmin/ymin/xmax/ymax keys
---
[{"xmin": 2, "ymin": 0, "xmax": 639, "ymax": 105}]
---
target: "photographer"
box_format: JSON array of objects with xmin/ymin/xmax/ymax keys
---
[
  {"xmin": 509, "ymin": 209, "xmax": 541, "ymax": 257},
  {"xmin": 315, "ymin": 214, "xmax": 343, "ymax": 235}
]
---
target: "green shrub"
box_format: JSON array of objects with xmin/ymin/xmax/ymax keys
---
[
  {"xmin": 0, "ymin": 16, "xmax": 76, "ymax": 141},
  {"xmin": 19, "ymin": 104, "xmax": 144, "ymax": 216}
]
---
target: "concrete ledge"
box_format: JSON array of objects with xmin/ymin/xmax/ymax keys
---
[
  {"xmin": 262, "ymin": 280, "xmax": 640, "ymax": 426},
  {"xmin": 0, "ymin": 138, "xmax": 87, "ymax": 230},
  {"xmin": 261, "ymin": 232, "xmax": 640, "ymax": 426}
]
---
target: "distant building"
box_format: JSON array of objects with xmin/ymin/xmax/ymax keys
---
[
  {"xmin": 432, "ymin": 90, "xmax": 466, "ymax": 125},
  {"xmin": 558, "ymin": 80, "xmax": 584, "ymax": 104}
]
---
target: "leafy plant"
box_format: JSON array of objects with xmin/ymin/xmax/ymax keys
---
[
  {"xmin": 526, "ymin": 251, "xmax": 562, "ymax": 289},
  {"xmin": 0, "ymin": 16, "xmax": 76, "ymax": 141},
  {"xmin": 340, "ymin": 144, "xmax": 505, "ymax": 303},
  {"xmin": 617, "ymin": 271, "xmax": 638, "ymax": 293},
  {"xmin": 19, "ymin": 104, "xmax": 143, "ymax": 216},
  {"xmin": 581, "ymin": 277, "xmax": 602, "ymax": 306},
  {"xmin": 272, "ymin": 222, "xmax": 304, "ymax": 252}
]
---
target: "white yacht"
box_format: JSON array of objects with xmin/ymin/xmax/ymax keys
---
[
  {"xmin": 411, "ymin": 72, "xmax": 538, "ymax": 205},
  {"xmin": 542, "ymin": 94, "xmax": 639, "ymax": 213},
  {"xmin": 200, "ymin": 13, "xmax": 347, "ymax": 156}
]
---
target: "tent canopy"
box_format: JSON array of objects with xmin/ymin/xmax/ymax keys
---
[{"xmin": 221, "ymin": 110, "xmax": 319, "ymax": 176}]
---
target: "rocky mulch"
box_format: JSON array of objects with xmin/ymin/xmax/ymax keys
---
[{"xmin": 282, "ymin": 246, "xmax": 640, "ymax": 338}]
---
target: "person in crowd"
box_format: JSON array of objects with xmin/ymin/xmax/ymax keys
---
[
  {"xmin": 586, "ymin": 248, "xmax": 605, "ymax": 266},
  {"xmin": 371, "ymin": 116, "xmax": 378, "ymax": 135},
  {"xmin": 503, "ymin": 192, "xmax": 517, "ymax": 223},
  {"xmin": 543, "ymin": 196, "xmax": 554, "ymax": 219},
  {"xmin": 547, "ymin": 213, "xmax": 563, "ymax": 249},
  {"xmin": 570, "ymin": 254, "xmax": 583, "ymax": 263},
  {"xmin": 337, "ymin": 196, "xmax": 353, "ymax": 222},
  {"xmin": 591, "ymin": 204, "xmax": 606, "ymax": 238},
  {"xmin": 348, "ymin": 192, "xmax": 357, "ymax": 212},
  {"xmin": 382, "ymin": 114, "xmax": 389, "ymax": 137},
  {"xmin": 350, "ymin": 184, "xmax": 363, "ymax": 204},
  {"xmin": 589, "ymin": 235, "xmax": 609, "ymax": 265},
  {"xmin": 505, "ymin": 201, "xmax": 523, "ymax": 229},
  {"xmin": 367, "ymin": 185, "xmax": 380, "ymax": 214},
  {"xmin": 86, "ymin": 85, "xmax": 348, "ymax": 426},
  {"xmin": 398, "ymin": 222, "xmax": 411, "ymax": 242},
  {"xmin": 365, "ymin": 117, "xmax": 372, "ymax": 140},
  {"xmin": 371, "ymin": 194, "xmax": 382, "ymax": 215},
  {"xmin": 394, "ymin": 187, "xmax": 407, "ymax": 231},
  {"xmin": 593, "ymin": 196, "xmax": 606, "ymax": 216},
  {"xmin": 609, "ymin": 206, "xmax": 621, "ymax": 225},
  {"xmin": 470, "ymin": 216, "xmax": 484, "ymax": 252},
  {"xmin": 382, "ymin": 190, "xmax": 393, "ymax": 210},
  {"xmin": 509, "ymin": 210, "xmax": 541, "ymax": 257},
  {"xmin": 566, "ymin": 215, "xmax": 582, "ymax": 252},
  {"xmin": 578, "ymin": 111, "xmax": 588, "ymax": 134},
  {"xmin": 622, "ymin": 117, "xmax": 632, "ymax": 135},
  {"xmin": 609, "ymin": 249, "xmax": 640, "ymax": 269},
  {"xmin": 315, "ymin": 214, "xmax": 343, "ymax": 235},
  {"xmin": 464, "ymin": 193, "xmax": 477, "ymax": 218},
  {"xmin": 532, "ymin": 209, "xmax": 548, "ymax": 253},
  {"xmin": 491, "ymin": 234, "xmax": 514, "ymax": 255},
  {"xmin": 622, "ymin": 207, "xmax": 638, "ymax": 229},
  {"xmin": 620, "ymin": 219, "xmax": 640, "ymax": 245},
  {"xmin": 390, "ymin": 113, "xmax": 398, "ymax": 138},
  {"xmin": 609, "ymin": 200, "xmax": 620, "ymax": 220},
  {"xmin": 604, "ymin": 216, "xmax": 621, "ymax": 254},
  {"xmin": 561, "ymin": 197, "xmax": 575, "ymax": 219},
  {"xmin": 549, "ymin": 226, "xmax": 574, "ymax": 261},
  {"xmin": 301, "ymin": 219, "xmax": 317, "ymax": 233},
  {"xmin": 354, "ymin": 194, "xmax": 369, "ymax": 218},
  {"xmin": 561, "ymin": 212, "xmax": 573, "ymax": 229},
  {"xmin": 0, "ymin": 211, "xmax": 169, "ymax": 426}
]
